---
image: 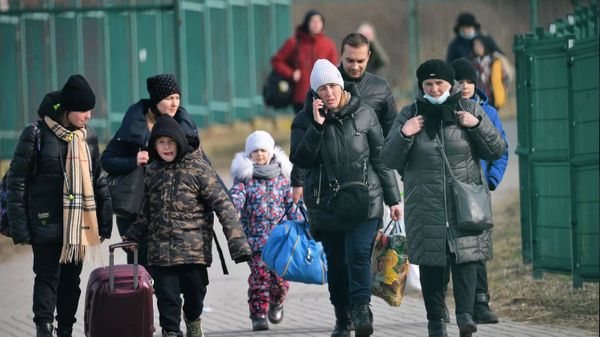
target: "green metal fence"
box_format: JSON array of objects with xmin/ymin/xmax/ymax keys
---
[
  {"xmin": 513, "ymin": 1, "xmax": 599, "ymax": 288},
  {"xmin": 0, "ymin": 0, "xmax": 292, "ymax": 158}
]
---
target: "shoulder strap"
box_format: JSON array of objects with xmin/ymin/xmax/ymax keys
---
[
  {"xmin": 320, "ymin": 142, "xmax": 338, "ymax": 187},
  {"xmin": 435, "ymin": 134, "xmax": 487, "ymax": 185},
  {"xmin": 31, "ymin": 121, "xmax": 42, "ymax": 175},
  {"xmin": 212, "ymin": 230, "xmax": 229, "ymax": 275},
  {"xmin": 434, "ymin": 135, "xmax": 456, "ymax": 181},
  {"xmin": 294, "ymin": 35, "xmax": 300, "ymax": 69}
]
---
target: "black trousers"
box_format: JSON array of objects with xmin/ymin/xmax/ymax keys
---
[
  {"xmin": 32, "ymin": 243, "xmax": 84, "ymax": 328},
  {"xmin": 444, "ymin": 260, "xmax": 489, "ymax": 302},
  {"xmin": 420, "ymin": 251, "xmax": 477, "ymax": 321},
  {"xmin": 151, "ymin": 264, "xmax": 209, "ymax": 333},
  {"xmin": 116, "ymin": 216, "xmax": 148, "ymax": 267}
]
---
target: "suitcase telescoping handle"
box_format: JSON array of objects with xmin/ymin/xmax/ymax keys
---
[{"xmin": 108, "ymin": 241, "xmax": 139, "ymax": 292}]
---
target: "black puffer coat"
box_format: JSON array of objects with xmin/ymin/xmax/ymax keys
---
[
  {"xmin": 381, "ymin": 84, "xmax": 506, "ymax": 267},
  {"xmin": 7, "ymin": 92, "xmax": 113, "ymax": 245},
  {"xmin": 100, "ymin": 99, "xmax": 198, "ymax": 176},
  {"xmin": 290, "ymin": 68, "xmax": 399, "ymax": 188},
  {"xmin": 290, "ymin": 83, "xmax": 401, "ymax": 231},
  {"xmin": 338, "ymin": 65, "xmax": 398, "ymax": 137}
]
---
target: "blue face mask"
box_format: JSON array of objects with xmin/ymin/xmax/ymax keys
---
[
  {"xmin": 424, "ymin": 90, "xmax": 451, "ymax": 105},
  {"xmin": 460, "ymin": 30, "xmax": 477, "ymax": 40}
]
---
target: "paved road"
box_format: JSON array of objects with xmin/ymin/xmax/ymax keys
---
[{"xmin": 1, "ymin": 119, "xmax": 596, "ymax": 337}]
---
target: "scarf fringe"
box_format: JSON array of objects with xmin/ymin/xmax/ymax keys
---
[{"xmin": 59, "ymin": 243, "xmax": 105, "ymax": 267}]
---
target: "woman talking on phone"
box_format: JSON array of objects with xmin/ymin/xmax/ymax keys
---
[{"xmin": 289, "ymin": 59, "xmax": 401, "ymax": 337}]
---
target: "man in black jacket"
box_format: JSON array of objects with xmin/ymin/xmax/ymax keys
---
[{"xmin": 291, "ymin": 32, "xmax": 399, "ymax": 202}]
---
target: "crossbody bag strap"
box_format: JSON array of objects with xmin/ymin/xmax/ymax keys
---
[
  {"xmin": 294, "ymin": 35, "xmax": 300, "ymax": 69},
  {"xmin": 435, "ymin": 134, "xmax": 487, "ymax": 186},
  {"xmin": 320, "ymin": 142, "xmax": 339, "ymax": 190}
]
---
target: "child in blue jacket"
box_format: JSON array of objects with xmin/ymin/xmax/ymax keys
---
[{"xmin": 451, "ymin": 58, "xmax": 509, "ymax": 325}]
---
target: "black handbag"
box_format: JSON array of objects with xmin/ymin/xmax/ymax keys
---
[
  {"xmin": 107, "ymin": 165, "xmax": 145, "ymax": 219},
  {"xmin": 263, "ymin": 37, "xmax": 299, "ymax": 109},
  {"xmin": 436, "ymin": 136, "xmax": 494, "ymax": 231},
  {"xmin": 320, "ymin": 143, "xmax": 370, "ymax": 230}
]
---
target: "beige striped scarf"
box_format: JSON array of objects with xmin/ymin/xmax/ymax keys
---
[{"xmin": 45, "ymin": 116, "xmax": 101, "ymax": 264}]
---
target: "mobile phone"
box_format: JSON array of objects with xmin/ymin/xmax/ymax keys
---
[{"xmin": 311, "ymin": 90, "xmax": 327, "ymax": 117}]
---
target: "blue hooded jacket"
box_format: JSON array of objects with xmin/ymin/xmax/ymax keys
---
[{"xmin": 472, "ymin": 87, "xmax": 508, "ymax": 190}]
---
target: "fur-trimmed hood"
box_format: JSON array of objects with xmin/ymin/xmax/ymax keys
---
[{"xmin": 230, "ymin": 146, "xmax": 292, "ymax": 182}]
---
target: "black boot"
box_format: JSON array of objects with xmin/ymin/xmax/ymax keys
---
[
  {"xmin": 331, "ymin": 306, "xmax": 351, "ymax": 337},
  {"xmin": 268, "ymin": 302, "xmax": 284, "ymax": 324},
  {"xmin": 251, "ymin": 315, "xmax": 269, "ymax": 331},
  {"xmin": 56, "ymin": 325, "xmax": 73, "ymax": 337},
  {"xmin": 456, "ymin": 313, "xmax": 477, "ymax": 337},
  {"xmin": 427, "ymin": 319, "xmax": 448, "ymax": 337},
  {"xmin": 473, "ymin": 293, "xmax": 499, "ymax": 324},
  {"xmin": 36, "ymin": 323, "xmax": 53, "ymax": 337},
  {"xmin": 352, "ymin": 300, "xmax": 373, "ymax": 337}
]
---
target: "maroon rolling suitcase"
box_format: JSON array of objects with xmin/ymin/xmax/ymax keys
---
[{"xmin": 84, "ymin": 242, "xmax": 155, "ymax": 337}]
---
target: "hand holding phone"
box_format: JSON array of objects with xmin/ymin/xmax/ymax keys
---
[{"xmin": 311, "ymin": 90, "xmax": 326, "ymax": 125}]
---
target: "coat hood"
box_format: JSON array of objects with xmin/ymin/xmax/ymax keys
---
[
  {"xmin": 474, "ymin": 86, "xmax": 490, "ymax": 106},
  {"xmin": 37, "ymin": 91, "xmax": 63, "ymax": 122},
  {"xmin": 148, "ymin": 114, "xmax": 189, "ymax": 163},
  {"xmin": 230, "ymin": 146, "xmax": 292, "ymax": 182}
]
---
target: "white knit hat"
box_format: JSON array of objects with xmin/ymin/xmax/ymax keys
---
[
  {"xmin": 310, "ymin": 59, "xmax": 345, "ymax": 92},
  {"xmin": 245, "ymin": 130, "xmax": 275, "ymax": 162}
]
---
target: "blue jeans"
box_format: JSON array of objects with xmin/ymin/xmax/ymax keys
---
[{"xmin": 320, "ymin": 219, "xmax": 379, "ymax": 306}]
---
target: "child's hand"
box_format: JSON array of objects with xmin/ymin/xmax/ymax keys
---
[{"xmin": 121, "ymin": 236, "xmax": 138, "ymax": 251}]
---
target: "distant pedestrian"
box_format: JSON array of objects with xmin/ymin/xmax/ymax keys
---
[
  {"xmin": 469, "ymin": 36, "xmax": 514, "ymax": 109},
  {"xmin": 271, "ymin": 9, "xmax": 338, "ymax": 114},
  {"xmin": 122, "ymin": 115, "xmax": 252, "ymax": 337},
  {"xmin": 446, "ymin": 12, "xmax": 502, "ymax": 63},
  {"xmin": 451, "ymin": 58, "xmax": 508, "ymax": 325},
  {"xmin": 290, "ymin": 59, "xmax": 402, "ymax": 337},
  {"xmin": 381, "ymin": 59, "xmax": 506, "ymax": 337},
  {"xmin": 229, "ymin": 131, "xmax": 301, "ymax": 331},
  {"xmin": 7, "ymin": 75, "xmax": 113, "ymax": 337},
  {"xmin": 357, "ymin": 22, "xmax": 390, "ymax": 76}
]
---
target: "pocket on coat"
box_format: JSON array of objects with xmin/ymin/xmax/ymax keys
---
[{"xmin": 29, "ymin": 182, "xmax": 62, "ymax": 229}]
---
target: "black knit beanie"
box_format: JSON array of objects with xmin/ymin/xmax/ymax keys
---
[
  {"xmin": 148, "ymin": 114, "xmax": 188, "ymax": 163},
  {"xmin": 455, "ymin": 13, "xmax": 480, "ymax": 30},
  {"xmin": 451, "ymin": 58, "xmax": 478, "ymax": 85},
  {"xmin": 147, "ymin": 74, "xmax": 181, "ymax": 105},
  {"xmin": 60, "ymin": 75, "xmax": 96, "ymax": 111},
  {"xmin": 417, "ymin": 59, "xmax": 455, "ymax": 89}
]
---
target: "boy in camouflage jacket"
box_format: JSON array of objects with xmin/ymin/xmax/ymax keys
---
[{"xmin": 124, "ymin": 114, "xmax": 252, "ymax": 337}]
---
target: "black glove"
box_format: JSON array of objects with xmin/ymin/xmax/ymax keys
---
[{"xmin": 487, "ymin": 177, "xmax": 498, "ymax": 191}]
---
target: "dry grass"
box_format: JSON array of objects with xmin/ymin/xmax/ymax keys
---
[{"xmin": 486, "ymin": 196, "xmax": 599, "ymax": 334}]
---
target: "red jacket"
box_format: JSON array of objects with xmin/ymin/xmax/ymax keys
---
[{"xmin": 271, "ymin": 28, "xmax": 338, "ymax": 105}]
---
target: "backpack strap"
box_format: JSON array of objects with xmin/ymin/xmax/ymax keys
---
[{"xmin": 31, "ymin": 121, "xmax": 43, "ymax": 175}]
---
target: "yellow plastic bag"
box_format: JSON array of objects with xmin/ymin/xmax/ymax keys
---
[{"xmin": 371, "ymin": 220, "xmax": 409, "ymax": 307}]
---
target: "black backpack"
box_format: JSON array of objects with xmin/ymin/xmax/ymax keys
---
[
  {"xmin": 0, "ymin": 121, "xmax": 43, "ymax": 237},
  {"xmin": 263, "ymin": 37, "xmax": 299, "ymax": 109}
]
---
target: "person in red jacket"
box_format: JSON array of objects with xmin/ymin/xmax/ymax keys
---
[{"xmin": 271, "ymin": 9, "xmax": 338, "ymax": 114}]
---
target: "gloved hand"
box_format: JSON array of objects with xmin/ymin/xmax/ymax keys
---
[{"xmin": 487, "ymin": 177, "xmax": 498, "ymax": 191}]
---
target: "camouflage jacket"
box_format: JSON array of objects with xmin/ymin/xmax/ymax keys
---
[{"xmin": 125, "ymin": 149, "xmax": 251, "ymax": 267}]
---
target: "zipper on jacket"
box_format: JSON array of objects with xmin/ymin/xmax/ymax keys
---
[
  {"xmin": 363, "ymin": 158, "xmax": 368, "ymax": 184},
  {"xmin": 316, "ymin": 165, "xmax": 323, "ymax": 205},
  {"xmin": 440, "ymin": 122, "xmax": 458, "ymax": 258}
]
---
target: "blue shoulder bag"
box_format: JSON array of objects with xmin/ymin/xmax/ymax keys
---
[{"xmin": 262, "ymin": 202, "xmax": 328, "ymax": 285}]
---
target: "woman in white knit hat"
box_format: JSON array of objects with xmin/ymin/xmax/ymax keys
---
[{"xmin": 290, "ymin": 59, "xmax": 402, "ymax": 337}]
